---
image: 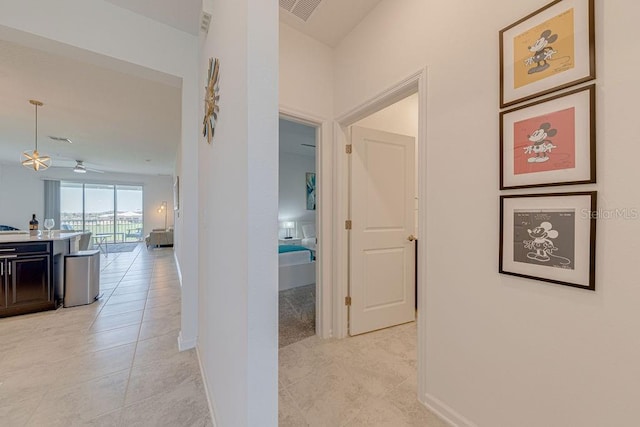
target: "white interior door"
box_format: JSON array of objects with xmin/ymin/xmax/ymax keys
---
[{"xmin": 349, "ymin": 126, "xmax": 416, "ymax": 336}]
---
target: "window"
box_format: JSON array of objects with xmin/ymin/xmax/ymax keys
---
[{"xmin": 60, "ymin": 182, "xmax": 144, "ymax": 242}]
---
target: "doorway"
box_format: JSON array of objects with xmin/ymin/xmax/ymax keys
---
[
  {"xmin": 348, "ymin": 92, "xmax": 419, "ymax": 336},
  {"xmin": 333, "ymin": 69, "xmax": 428, "ymax": 401},
  {"xmin": 277, "ymin": 70, "xmax": 433, "ymax": 426},
  {"xmin": 278, "ymin": 117, "xmax": 319, "ymax": 347}
]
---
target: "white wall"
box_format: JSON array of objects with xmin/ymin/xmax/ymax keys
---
[
  {"xmin": 279, "ymin": 152, "xmax": 316, "ymax": 238},
  {"xmin": 0, "ymin": 163, "xmax": 44, "ymax": 230},
  {"xmin": 355, "ymin": 93, "xmax": 418, "ymax": 138},
  {"xmin": 279, "ymin": 23, "xmax": 333, "ymax": 117},
  {"xmin": 197, "ymin": 0, "xmax": 278, "ymax": 425},
  {"xmin": 333, "ymin": 1, "xmax": 640, "ymax": 426},
  {"xmin": 0, "ymin": 162, "xmax": 173, "ymax": 235},
  {"xmin": 280, "ymin": 21, "xmax": 335, "ymax": 338}
]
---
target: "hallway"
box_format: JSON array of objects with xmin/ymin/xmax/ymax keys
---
[
  {"xmin": 0, "ymin": 245, "xmax": 211, "ymax": 426},
  {"xmin": 279, "ymin": 322, "xmax": 447, "ymax": 426}
]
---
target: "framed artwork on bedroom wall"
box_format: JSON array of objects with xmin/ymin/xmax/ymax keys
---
[
  {"xmin": 499, "ymin": 0, "xmax": 595, "ymax": 108},
  {"xmin": 499, "ymin": 191, "xmax": 596, "ymax": 290},
  {"xmin": 500, "ymin": 84, "xmax": 595, "ymax": 189},
  {"xmin": 306, "ymin": 172, "xmax": 316, "ymax": 210}
]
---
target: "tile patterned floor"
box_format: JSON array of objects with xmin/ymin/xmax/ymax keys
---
[
  {"xmin": 0, "ymin": 245, "xmax": 211, "ymax": 427},
  {"xmin": 279, "ymin": 322, "xmax": 449, "ymax": 427},
  {"xmin": 1, "ymin": 243, "xmax": 447, "ymax": 426}
]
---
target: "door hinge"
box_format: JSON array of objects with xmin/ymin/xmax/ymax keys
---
[
  {"xmin": 345, "ymin": 296, "xmax": 352, "ymax": 306},
  {"xmin": 345, "ymin": 220, "xmax": 352, "ymax": 230},
  {"xmin": 345, "ymin": 144, "xmax": 352, "ymax": 154}
]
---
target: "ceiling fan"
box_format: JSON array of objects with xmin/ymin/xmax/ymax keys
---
[{"xmin": 73, "ymin": 160, "xmax": 103, "ymax": 174}]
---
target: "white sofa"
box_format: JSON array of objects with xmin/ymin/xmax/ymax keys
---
[{"xmin": 145, "ymin": 229, "xmax": 174, "ymax": 248}]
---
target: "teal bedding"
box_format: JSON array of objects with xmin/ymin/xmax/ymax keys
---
[
  {"xmin": 279, "ymin": 245, "xmax": 312, "ymax": 263},
  {"xmin": 278, "ymin": 245, "xmax": 309, "ymax": 254}
]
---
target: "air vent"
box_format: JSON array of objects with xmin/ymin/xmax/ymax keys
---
[
  {"xmin": 49, "ymin": 136, "xmax": 73, "ymax": 144},
  {"xmin": 201, "ymin": 12, "xmax": 211, "ymax": 33},
  {"xmin": 279, "ymin": 0, "xmax": 296, "ymax": 11},
  {"xmin": 280, "ymin": 0, "xmax": 322, "ymax": 22}
]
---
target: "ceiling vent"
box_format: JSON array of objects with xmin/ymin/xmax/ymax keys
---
[
  {"xmin": 49, "ymin": 136, "xmax": 73, "ymax": 144},
  {"xmin": 279, "ymin": 0, "xmax": 297, "ymax": 11},
  {"xmin": 279, "ymin": 0, "xmax": 322, "ymax": 22},
  {"xmin": 200, "ymin": 12, "xmax": 212, "ymax": 33}
]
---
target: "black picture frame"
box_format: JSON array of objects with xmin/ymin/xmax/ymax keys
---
[
  {"xmin": 500, "ymin": 84, "xmax": 596, "ymax": 189},
  {"xmin": 499, "ymin": 191, "xmax": 596, "ymax": 290},
  {"xmin": 499, "ymin": 0, "xmax": 595, "ymax": 108}
]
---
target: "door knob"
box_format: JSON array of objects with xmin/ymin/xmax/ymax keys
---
[{"xmin": 407, "ymin": 235, "xmax": 416, "ymax": 242}]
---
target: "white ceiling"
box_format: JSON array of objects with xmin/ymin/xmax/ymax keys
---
[
  {"xmin": 105, "ymin": 0, "xmax": 382, "ymax": 46},
  {"xmin": 279, "ymin": 0, "xmax": 383, "ymax": 47},
  {"xmin": 0, "ymin": 1, "xmax": 377, "ymax": 178},
  {"xmin": 104, "ymin": 0, "xmax": 203, "ymax": 35},
  {"xmin": 0, "ymin": 38, "xmax": 181, "ymax": 175},
  {"xmin": 280, "ymin": 118, "xmax": 316, "ymax": 157}
]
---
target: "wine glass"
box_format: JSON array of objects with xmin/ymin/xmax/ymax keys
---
[{"xmin": 44, "ymin": 218, "xmax": 55, "ymax": 236}]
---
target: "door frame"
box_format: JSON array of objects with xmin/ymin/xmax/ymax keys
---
[
  {"xmin": 333, "ymin": 68, "xmax": 428, "ymax": 396},
  {"xmin": 348, "ymin": 125, "xmax": 417, "ymax": 336},
  {"xmin": 279, "ymin": 106, "xmax": 332, "ymax": 339}
]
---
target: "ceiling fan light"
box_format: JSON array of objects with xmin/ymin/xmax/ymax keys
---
[
  {"xmin": 73, "ymin": 166, "xmax": 87, "ymax": 173},
  {"xmin": 22, "ymin": 149, "xmax": 50, "ymax": 171},
  {"xmin": 22, "ymin": 100, "xmax": 51, "ymax": 172}
]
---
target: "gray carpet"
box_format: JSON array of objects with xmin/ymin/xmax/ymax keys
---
[{"xmin": 279, "ymin": 284, "xmax": 316, "ymax": 348}]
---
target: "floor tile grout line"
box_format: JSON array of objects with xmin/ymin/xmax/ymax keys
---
[
  {"xmin": 280, "ymin": 382, "xmax": 310, "ymax": 426},
  {"xmin": 108, "ymin": 246, "xmax": 151, "ymax": 418},
  {"xmin": 89, "ymin": 246, "xmax": 148, "ymax": 328},
  {"xmin": 2, "ymin": 323, "xmax": 145, "ymax": 374},
  {"xmin": 21, "ymin": 383, "xmax": 49, "ymax": 427},
  {"xmin": 46, "ymin": 366, "xmax": 133, "ymax": 395},
  {"xmin": 279, "ymin": 358, "xmax": 333, "ymax": 389},
  {"xmin": 0, "ymin": 246, "xmax": 189, "ymax": 426},
  {"xmin": 122, "ymin": 247, "xmax": 158, "ymax": 408},
  {"xmin": 84, "ymin": 245, "xmax": 147, "ymax": 401}
]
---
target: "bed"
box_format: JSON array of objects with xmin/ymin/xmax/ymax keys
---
[
  {"xmin": 279, "ymin": 245, "xmax": 315, "ymax": 291},
  {"xmin": 300, "ymin": 223, "xmax": 316, "ymax": 254}
]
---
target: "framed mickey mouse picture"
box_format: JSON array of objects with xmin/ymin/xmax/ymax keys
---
[
  {"xmin": 499, "ymin": 191, "xmax": 596, "ymax": 290},
  {"xmin": 499, "ymin": 0, "xmax": 595, "ymax": 108},
  {"xmin": 500, "ymin": 84, "xmax": 595, "ymax": 189}
]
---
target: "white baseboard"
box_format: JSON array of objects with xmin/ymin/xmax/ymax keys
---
[
  {"xmin": 421, "ymin": 392, "xmax": 478, "ymax": 427},
  {"xmin": 178, "ymin": 331, "xmax": 197, "ymax": 351},
  {"xmin": 196, "ymin": 345, "xmax": 219, "ymax": 427}
]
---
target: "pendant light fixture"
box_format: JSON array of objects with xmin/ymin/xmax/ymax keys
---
[{"xmin": 22, "ymin": 100, "xmax": 51, "ymax": 171}]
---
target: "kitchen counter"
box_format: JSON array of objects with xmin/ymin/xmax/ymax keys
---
[
  {"xmin": 0, "ymin": 230, "xmax": 83, "ymax": 243},
  {"xmin": 0, "ymin": 231, "xmax": 84, "ymax": 317}
]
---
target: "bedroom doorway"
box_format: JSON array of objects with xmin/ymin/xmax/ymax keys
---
[{"xmin": 278, "ymin": 117, "xmax": 319, "ymax": 347}]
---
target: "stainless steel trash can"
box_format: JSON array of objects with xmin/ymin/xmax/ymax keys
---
[{"xmin": 64, "ymin": 250, "xmax": 100, "ymax": 307}]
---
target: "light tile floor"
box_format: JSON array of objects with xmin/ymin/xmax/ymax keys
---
[
  {"xmin": 279, "ymin": 322, "xmax": 449, "ymax": 427},
  {"xmin": 0, "ymin": 245, "xmax": 211, "ymax": 427},
  {"xmin": 1, "ymin": 244, "xmax": 448, "ymax": 426}
]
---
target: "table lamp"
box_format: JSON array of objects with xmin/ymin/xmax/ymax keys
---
[{"xmin": 281, "ymin": 221, "xmax": 295, "ymax": 239}]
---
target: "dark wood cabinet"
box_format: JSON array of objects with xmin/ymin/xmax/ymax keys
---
[
  {"xmin": 0, "ymin": 262, "xmax": 6, "ymax": 310},
  {"xmin": 0, "ymin": 242, "xmax": 55, "ymax": 317},
  {"xmin": 6, "ymin": 255, "xmax": 50, "ymax": 309}
]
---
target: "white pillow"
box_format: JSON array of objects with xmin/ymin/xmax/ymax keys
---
[{"xmin": 302, "ymin": 223, "xmax": 316, "ymax": 238}]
